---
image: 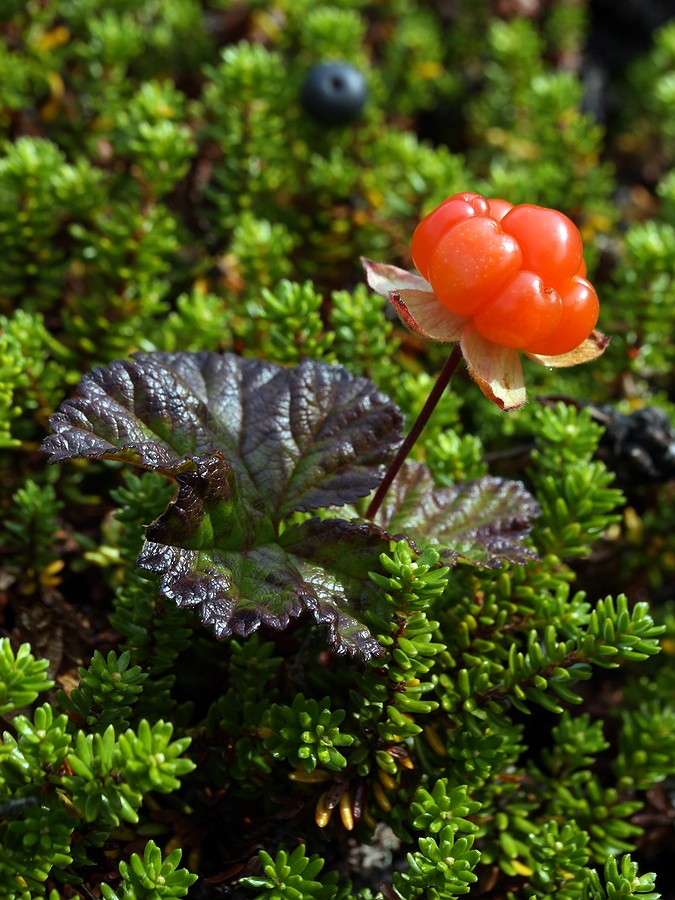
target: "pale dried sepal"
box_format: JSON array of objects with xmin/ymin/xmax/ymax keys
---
[
  {"xmin": 390, "ymin": 289, "xmax": 466, "ymax": 343},
  {"xmin": 461, "ymin": 323, "xmax": 527, "ymax": 411},
  {"xmin": 361, "ymin": 257, "xmax": 430, "ymax": 296},
  {"xmin": 524, "ymin": 329, "xmax": 609, "ymax": 368}
]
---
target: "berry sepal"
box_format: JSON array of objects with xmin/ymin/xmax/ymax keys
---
[
  {"xmin": 525, "ymin": 330, "xmax": 610, "ymax": 368},
  {"xmin": 460, "ymin": 323, "xmax": 526, "ymax": 410}
]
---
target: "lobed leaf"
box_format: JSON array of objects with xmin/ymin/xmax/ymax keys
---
[
  {"xmin": 42, "ymin": 352, "xmax": 403, "ymax": 658},
  {"xmin": 374, "ymin": 462, "xmax": 540, "ymax": 567},
  {"xmin": 41, "ymin": 351, "xmax": 404, "ymax": 524},
  {"xmin": 41, "ymin": 352, "xmax": 538, "ymax": 654},
  {"xmin": 139, "ymin": 515, "xmax": 390, "ymax": 658}
]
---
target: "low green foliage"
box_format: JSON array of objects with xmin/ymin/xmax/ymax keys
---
[
  {"xmin": 264, "ymin": 694, "xmax": 355, "ymax": 772},
  {"xmin": 0, "ymin": 640, "xmax": 53, "ymax": 717},
  {"xmin": 101, "ymin": 839, "xmax": 198, "ymax": 899},
  {"xmin": 582, "ymin": 855, "xmax": 661, "ymax": 900},
  {"xmin": 239, "ymin": 844, "xmax": 341, "ymax": 900},
  {"xmin": 0, "ymin": 638, "xmax": 195, "ymax": 898},
  {"xmin": 57, "ymin": 649, "xmax": 147, "ymax": 733}
]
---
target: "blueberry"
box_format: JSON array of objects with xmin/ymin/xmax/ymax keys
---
[{"xmin": 301, "ymin": 62, "xmax": 367, "ymax": 126}]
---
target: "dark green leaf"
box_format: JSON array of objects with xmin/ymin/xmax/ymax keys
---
[
  {"xmin": 374, "ymin": 462, "xmax": 540, "ymax": 567},
  {"xmin": 41, "ymin": 351, "xmax": 404, "ymax": 524},
  {"xmin": 42, "ymin": 352, "xmax": 403, "ymax": 657},
  {"xmin": 144, "ymin": 453, "xmax": 274, "ymax": 551},
  {"xmin": 139, "ymin": 513, "xmax": 390, "ymax": 657}
]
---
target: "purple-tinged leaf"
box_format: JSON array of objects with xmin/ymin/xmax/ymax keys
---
[
  {"xmin": 139, "ymin": 512, "xmax": 390, "ymax": 658},
  {"xmin": 41, "ymin": 351, "xmax": 404, "ymax": 658},
  {"xmin": 144, "ymin": 453, "xmax": 274, "ymax": 552},
  {"xmin": 374, "ymin": 462, "xmax": 540, "ymax": 568},
  {"xmin": 41, "ymin": 352, "xmax": 404, "ymax": 524},
  {"xmin": 279, "ymin": 518, "xmax": 391, "ymax": 656}
]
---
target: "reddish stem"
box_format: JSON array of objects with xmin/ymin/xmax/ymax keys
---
[{"xmin": 366, "ymin": 344, "xmax": 463, "ymax": 521}]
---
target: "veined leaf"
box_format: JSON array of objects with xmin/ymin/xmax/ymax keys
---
[
  {"xmin": 42, "ymin": 352, "xmax": 403, "ymax": 657},
  {"xmin": 375, "ymin": 462, "xmax": 540, "ymax": 567},
  {"xmin": 140, "ymin": 514, "xmax": 391, "ymax": 657},
  {"xmin": 41, "ymin": 351, "xmax": 404, "ymax": 524}
]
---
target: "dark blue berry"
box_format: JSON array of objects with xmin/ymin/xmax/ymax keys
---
[{"xmin": 301, "ymin": 62, "xmax": 367, "ymax": 126}]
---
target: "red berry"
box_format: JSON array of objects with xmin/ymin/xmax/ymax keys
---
[
  {"xmin": 427, "ymin": 217, "xmax": 522, "ymax": 317},
  {"xmin": 409, "ymin": 194, "xmax": 598, "ymax": 356},
  {"xmin": 473, "ymin": 271, "xmax": 562, "ymax": 348},
  {"xmin": 411, "ymin": 192, "xmax": 489, "ymax": 280},
  {"xmin": 523, "ymin": 276, "xmax": 599, "ymax": 355},
  {"xmin": 500, "ymin": 205, "xmax": 583, "ymax": 292}
]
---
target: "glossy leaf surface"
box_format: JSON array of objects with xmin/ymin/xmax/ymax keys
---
[
  {"xmin": 42, "ymin": 352, "xmax": 404, "ymax": 524},
  {"xmin": 42, "ymin": 352, "xmax": 402, "ymax": 657},
  {"xmin": 374, "ymin": 462, "xmax": 540, "ymax": 567}
]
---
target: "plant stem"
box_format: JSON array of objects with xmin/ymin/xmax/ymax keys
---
[{"xmin": 366, "ymin": 344, "xmax": 463, "ymax": 521}]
